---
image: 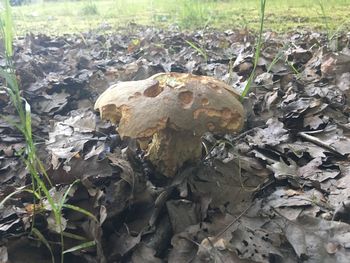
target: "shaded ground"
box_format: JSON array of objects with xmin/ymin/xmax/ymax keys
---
[{"xmin": 0, "ymin": 25, "xmax": 350, "ymax": 262}]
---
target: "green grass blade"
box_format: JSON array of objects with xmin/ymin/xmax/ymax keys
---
[
  {"xmin": 317, "ymin": 0, "xmax": 330, "ymax": 40},
  {"xmin": 267, "ymin": 50, "xmax": 284, "ymax": 73},
  {"xmin": 31, "ymin": 227, "xmax": 55, "ymax": 263},
  {"xmin": 63, "ymin": 241, "xmax": 96, "ymax": 254},
  {"xmin": 37, "ymin": 159, "xmax": 54, "ymax": 187},
  {"xmin": 62, "ymin": 204, "xmax": 98, "ymax": 223},
  {"xmin": 185, "ymin": 40, "xmax": 208, "ymax": 62},
  {"xmin": 0, "ymin": 187, "xmax": 40, "ymax": 208},
  {"xmin": 62, "ymin": 232, "xmax": 88, "ymax": 241},
  {"xmin": 24, "ymin": 99, "xmax": 33, "ymax": 143},
  {"xmin": 24, "ymin": 159, "xmax": 60, "ymax": 219},
  {"xmin": 59, "ymin": 180, "xmax": 80, "ymax": 208},
  {"xmin": 3, "ymin": 0, "xmax": 13, "ymax": 57}
]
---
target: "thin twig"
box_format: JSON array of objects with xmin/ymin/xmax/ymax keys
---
[
  {"xmin": 214, "ymin": 202, "xmax": 254, "ymax": 240},
  {"xmin": 229, "ymin": 125, "xmax": 267, "ymax": 143},
  {"xmin": 297, "ymin": 131, "xmax": 345, "ymax": 157},
  {"xmin": 201, "ymin": 125, "xmax": 267, "ymax": 163}
]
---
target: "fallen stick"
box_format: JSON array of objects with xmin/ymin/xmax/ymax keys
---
[{"xmin": 297, "ymin": 131, "xmax": 345, "ymax": 157}]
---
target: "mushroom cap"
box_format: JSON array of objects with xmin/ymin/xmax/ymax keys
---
[{"xmin": 94, "ymin": 73, "xmax": 245, "ymax": 139}]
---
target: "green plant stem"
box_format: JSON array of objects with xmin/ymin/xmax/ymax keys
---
[
  {"xmin": 241, "ymin": 0, "xmax": 267, "ymax": 99},
  {"xmin": 317, "ymin": 0, "xmax": 330, "ymax": 40},
  {"xmin": 185, "ymin": 39, "xmax": 208, "ymax": 62}
]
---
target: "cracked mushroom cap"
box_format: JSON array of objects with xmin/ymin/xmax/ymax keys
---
[{"xmin": 94, "ymin": 72, "xmax": 245, "ymax": 139}]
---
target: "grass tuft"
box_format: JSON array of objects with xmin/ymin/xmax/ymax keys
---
[
  {"xmin": 177, "ymin": 0, "xmax": 211, "ymax": 29},
  {"xmin": 81, "ymin": 0, "xmax": 99, "ymax": 16}
]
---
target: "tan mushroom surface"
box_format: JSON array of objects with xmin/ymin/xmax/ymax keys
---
[{"xmin": 94, "ymin": 72, "xmax": 245, "ymax": 177}]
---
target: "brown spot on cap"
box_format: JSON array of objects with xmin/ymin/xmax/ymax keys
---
[
  {"xmin": 193, "ymin": 107, "xmax": 243, "ymax": 132},
  {"xmin": 207, "ymin": 122, "xmax": 215, "ymax": 131},
  {"xmin": 143, "ymin": 80, "xmax": 163, "ymax": 97},
  {"xmin": 193, "ymin": 108, "xmax": 222, "ymax": 120},
  {"xmin": 178, "ymin": 90, "xmax": 194, "ymax": 109},
  {"xmin": 101, "ymin": 104, "xmax": 120, "ymax": 123},
  {"xmin": 136, "ymin": 117, "xmax": 168, "ymax": 138},
  {"xmin": 201, "ymin": 98, "xmax": 209, "ymax": 106},
  {"xmin": 222, "ymin": 108, "xmax": 232, "ymax": 119}
]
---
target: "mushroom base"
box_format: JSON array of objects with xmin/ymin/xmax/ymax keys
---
[{"xmin": 146, "ymin": 128, "xmax": 202, "ymax": 177}]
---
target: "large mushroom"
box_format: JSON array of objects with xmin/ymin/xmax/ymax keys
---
[{"xmin": 94, "ymin": 73, "xmax": 245, "ymax": 177}]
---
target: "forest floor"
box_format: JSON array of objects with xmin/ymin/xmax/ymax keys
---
[{"xmin": 0, "ymin": 25, "xmax": 350, "ymax": 262}]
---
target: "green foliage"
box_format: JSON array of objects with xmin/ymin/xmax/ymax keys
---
[
  {"xmin": 317, "ymin": 0, "xmax": 330, "ymax": 40},
  {"xmin": 31, "ymin": 228, "xmax": 56, "ymax": 263},
  {"xmin": 63, "ymin": 241, "xmax": 96, "ymax": 254},
  {"xmin": 81, "ymin": 0, "xmax": 98, "ymax": 16},
  {"xmin": 176, "ymin": 0, "xmax": 212, "ymax": 29},
  {"xmin": 9, "ymin": 0, "xmax": 350, "ymax": 35},
  {"xmin": 316, "ymin": 0, "xmax": 347, "ymax": 49},
  {"xmin": 2, "ymin": 0, "xmax": 13, "ymax": 56},
  {"xmin": 267, "ymin": 45, "xmax": 301, "ymax": 77}
]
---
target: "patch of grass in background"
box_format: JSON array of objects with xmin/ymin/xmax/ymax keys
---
[
  {"xmin": 317, "ymin": 0, "xmax": 330, "ymax": 39},
  {"xmin": 176, "ymin": 0, "xmax": 212, "ymax": 29},
  {"xmin": 80, "ymin": 0, "xmax": 98, "ymax": 16},
  {"xmin": 315, "ymin": 0, "xmax": 346, "ymax": 50},
  {"xmin": 10, "ymin": 0, "xmax": 350, "ymax": 35}
]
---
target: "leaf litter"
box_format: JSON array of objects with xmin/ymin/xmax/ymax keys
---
[{"xmin": 0, "ymin": 25, "xmax": 350, "ymax": 262}]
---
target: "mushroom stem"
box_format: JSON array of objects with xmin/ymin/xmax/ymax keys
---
[{"xmin": 146, "ymin": 128, "xmax": 202, "ymax": 177}]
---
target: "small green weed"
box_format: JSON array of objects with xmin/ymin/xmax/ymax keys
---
[
  {"xmin": 241, "ymin": 0, "xmax": 267, "ymax": 99},
  {"xmin": 267, "ymin": 44, "xmax": 301, "ymax": 76},
  {"xmin": 317, "ymin": 0, "xmax": 330, "ymax": 40},
  {"xmin": 185, "ymin": 40, "xmax": 208, "ymax": 62}
]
